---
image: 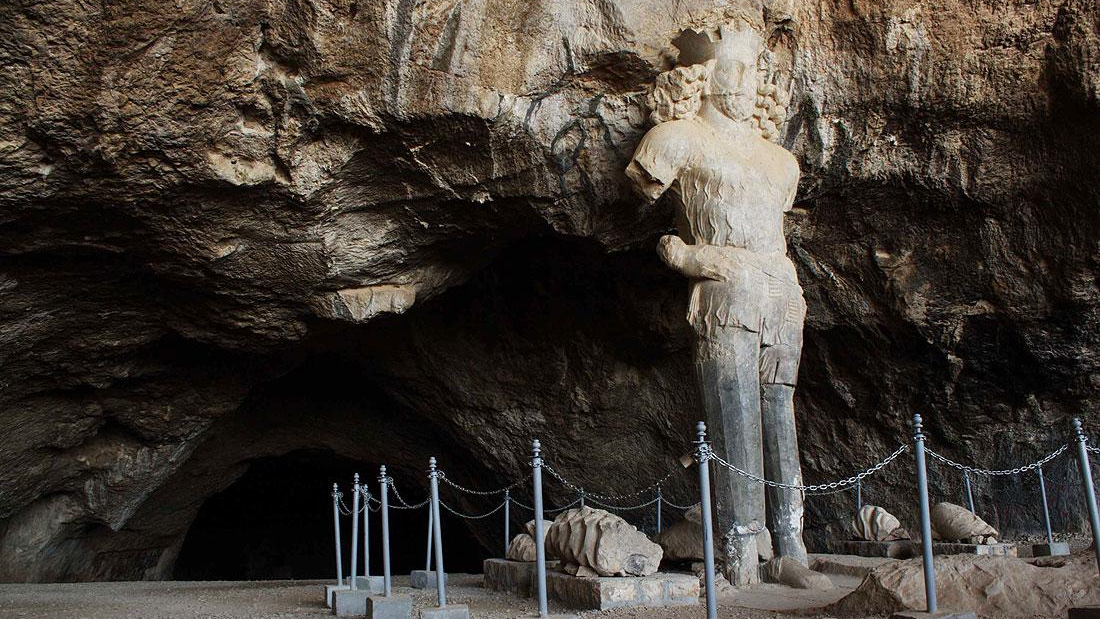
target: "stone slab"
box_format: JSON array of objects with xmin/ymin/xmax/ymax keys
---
[
  {"xmin": 931, "ymin": 542, "xmax": 1017, "ymax": 557},
  {"xmin": 891, "ymin": 611, "xmax": 977, "ymax": 619},
  {"xmin": 832, "ymin": 540, "xmax": 917, "ymax": 559},
  {"xmin": 325, "ymin": 584, "xmax": 351, "ymax": 608},
  {"xmin": 334, "ymin": 590, "xmax": 370, "ymax": 617},
  {"xmin": 368, "ymin": 595, "xmax": 414, "ymax": 619},
  {"xmin": 808, "ymin": 553, "xmax": 896, "ymax": 578},
  {"xmin": 1032, "ymin": 542, "xmax": 1071, "ymax": 557},
  {"xmin": 420, "ymin": 604, "xmax": 470, "ymax": 619},
  {"xmin": 1069, "ymin": 607, "xmax": 1100, "ymax": 619},
  {"xmin": 483, "ymin": 559, "xmax": 699, "ymax": 610},
  {"xmin": 411, "ymin": 570, "xmax": 448, "ymax": 589}
]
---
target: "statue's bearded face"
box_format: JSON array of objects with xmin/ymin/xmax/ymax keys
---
[{"xmin": 707, "ymin": 26, "xmax": 764, "ymax": 122}]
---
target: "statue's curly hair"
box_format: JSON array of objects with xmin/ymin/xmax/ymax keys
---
[{"xmin": 647, "ymin": 60, "xmax": 788, "ymax": 143}]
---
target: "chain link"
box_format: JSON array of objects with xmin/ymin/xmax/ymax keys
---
[
  {"xmin": 440, "ymin": 499, "xmax": 509, "ymax": 519},
  {"xmin": 1086, "ymin": 444, "xmax": 1100, "ymax": 455},
  {"xmin": 387, "ymin": 479, "xmax": 430, "ymax": 510},
  {"xmin": 541, "ymin": 462, "xmax": 680, "ymax": 501},
  {"xmin": 707, "ymin": 444, "xmax": 909, "ymax": 492},
  {"xmin": 437, "ymin": 470, "xmax": 529, "ymax": 496},
  {"xmin": 660, "ymin": 497, "xmax": 697, "ymax": 511},
  {"xmin": 925, "ymin": 444, "xmax": 1068, "ymax": 476},
  {"xmin": 585, "ymin": 496, "xmax": 661, "ymax": 511},
  {"xmin": 509, "ymin": 496, "xmax": 583, "ymax": 514}
]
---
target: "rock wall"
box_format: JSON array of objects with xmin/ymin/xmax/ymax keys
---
[{"xmin": 1, "ymin": 0, "xmax": 1098, "ymax": 580}]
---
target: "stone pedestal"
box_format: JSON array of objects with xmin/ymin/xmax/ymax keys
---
[
  {"xmin": 483, "ymin": 559, "xmax": 697, "ymax": 611},
  {"xmin": 411, "ymin": 570, "xmax": 448, "ymax": 589},
  {"xmin": 325, "ymin": 584, "xmax": 351, "ymax": 608},
  {"xmin": 890, "ymin": 611, "xmax": 977, "ymax": 619},
  {"xmin": 368, "ymin": 595, "xmax": 414, "ymax": 619},
  {"xmin": 334, "ymin": 590, "xmax": 371, "ymax": 617},
  {"xmin": 420, "ymin": 604, "xmax": 470, "ymax": 619},
  {"xmin": 832, "ymin": 539, "xmax": 916, "ymax": 559},
  {"xmin": 931, "ymin": 542, "xmax": 1017, "ymax": 557},
  {"xmin": 483, "ymin": 559, "xmax": 537, "ymax": 597},
  {"xmin": 1068, "ymin": 607, "xmax": 1100, "ymax": 619},
  {"xmin": 1031, "ymin": 542, "xmax": 1071, "ymax": 557}
]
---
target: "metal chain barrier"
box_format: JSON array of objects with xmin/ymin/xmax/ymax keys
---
[
  {"xmin": 510, "ymin": 496, "xmax": 583, "ymax": 514},
  {"xmin": 585, "ymin": 496, "xmax": 661, "ymax": 511},
  {"xmin": 438, "ymin": 470, "xmax": 530, "ymax": 496},
  {"xmin": 440, "ymin": 499, "xmax": 509, "ymax": 519},
  {"xmin": 542, "ymin": 461, "xmax": 681, "ymax": 501},
  {"xmin": 660, "ymin": 496, "xmax": 697, "ymax": 510},
  {"xmin": 387, "ymin": 479, "xmax": 431, "ymax": 510},
  {"xmin": 707, "ymin": 444, "xmax": 910, "ymax": 492},
  {"xmin": 925, "ymin": 444, "xmax": 1068, "ymax": 476}
]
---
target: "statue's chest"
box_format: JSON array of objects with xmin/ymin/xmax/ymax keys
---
[{"xmin": 682, "ymin": 143, "xmax": 795, "ymax": 211}]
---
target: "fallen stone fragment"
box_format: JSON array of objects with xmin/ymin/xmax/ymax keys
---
[
  {"xmin": 850, "ymin": 505, "xmax": 909, "ymax": 541},
  {"xmin": 545, "ymin": 507, "xmax": 662, "ymax": 577},
  {"xmin": 931, "ymin": 503, "xmax": 998, "ymax": 544}
]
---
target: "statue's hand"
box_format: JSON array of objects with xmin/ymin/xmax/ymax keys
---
[{"xmin": 657, "ymin": 234, "xmax": 687, "ymax": 271}]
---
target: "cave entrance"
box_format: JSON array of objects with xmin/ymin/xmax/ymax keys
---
[{"xmin": 173, "ymin": 449, "xmax": 489, "ymax": 580}]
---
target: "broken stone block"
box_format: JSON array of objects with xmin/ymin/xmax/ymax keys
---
[{"xmin": 545, "ymin": 507, "xmax": 662, "ymax": 577}]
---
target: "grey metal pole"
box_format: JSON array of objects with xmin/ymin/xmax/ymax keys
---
[
  {"xmin": 428, "ymin": 457, "xmax": 447, "ymax": 607},
  {"xmin": 1037, "ymin": 467, "xmax": 1055, "ymax": 547},
  {"xmin": 963, "ymin": 470, "xmax": 975, "ymax": 513},
  {"xmin": 504, "ymin": 490, "xmax": 511, "ymax": 556},
  {"xmin": 856, "ymin": 478, "xmax": 862, "ymax": 512},
  {"xmin": 695, "ymin": 422, "xmax": 717, "ymax": 619},
  {"xmin": 364, "ymin": 488, "xmax": 371, "ymax": 578},
  {"xmin": 532, "ymin": 440, "xmax": 549, "ymax": 618},
  {"xmin": 379, "ymin": 465, "xmax": 393, "ymax": 596},
  {"xmin": 656, "ymin": 485, "xmax": 662, "ymax": 534},
  {"xmin": 425, "ymin": 503, "xmax": 434, "ymax": 571},
  {"xmin": 350, "ymin": 473, "xmax": 360, "ymax": 590},
  {"xmin": 579, "ymin": 489, "xmax": 585, "ymax": 509},
  {"xmin": 332, "ymin": 483, "xmax": 344, "ymax": 586},
  {"xmin": 913, "ymin": 414, "xmax": 938, "ymax": 613},
  {"xmin": 1072, "ymin": 418, "xmax": 1100, "ymax": 577}
]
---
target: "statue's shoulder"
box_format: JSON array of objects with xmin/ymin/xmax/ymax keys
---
[
  {"xmin": 761, "ymin": 137, "xmax": 801, "ymax": 179},
  {"xmin": 638, "ymin": 117, "xmax": 703, "ymax": 146}
]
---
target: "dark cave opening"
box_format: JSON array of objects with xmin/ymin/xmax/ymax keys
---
[{"xmin": 173, "ymin": 450, "xmax": 490, "ymax": 581}]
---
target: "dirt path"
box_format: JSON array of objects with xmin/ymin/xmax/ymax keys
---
[{"xmin": 0, "ymin": 572, "xmax": 876, "ymax": 619}]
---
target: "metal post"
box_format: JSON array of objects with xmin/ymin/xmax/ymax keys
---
[
  {"xmin": 532, "ymin": 440, "xmax": 549, "ymax": 618},
  {"xmin": 332, "ymin": 483, "xmax": 344, "ymax": 586},
  {"xmin": 579, "ymin": 489, "xmax": 585, "ymax": 509},
  {"xmin": 856, "ymin": 478, "xmax": 862, "ymax": 512},
  {"xmin": 350, "ymin": 473, "xmax": 360, "ymax": 590},
  {"xmin": 963, "ymin": 470, "xmax": 975, "ymax": 514},
  {"xmin": 364, "ymin": 488, "xmax": 371, "ymax": 578},
  {"xmin": 379, "ymin": 465, "xmax": 392, "ymax": 596},
  {"xmin": 695, "ymin": 422, "xmax": 717, "ymax": 619},
  {"xmin": 1072, "ymin": 418, "xmax": 1100, "ymax": 577},
  {"xmin": 656, "ymin": 485, "xmax": 662, "ymax": 534},
  {"xmin": 1037, "ymin": 467, "xmax": 1055, "ymax": 547},
  {"xmin": 425, "ymin": 503, "xmax": 434, "ymax": 571},
  {"xmin": 504, "ymin": 490, "xmax": 511, "ymax": 555},
  {"xmin": 913, "ymin": 414, "xmax": 937, "ymax": 613},
  {"xmin": 428, "ymin": 457, "xmax": 447, "ymax": 607}
]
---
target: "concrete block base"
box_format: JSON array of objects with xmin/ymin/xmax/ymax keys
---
[
  {"xmin": 368, "ymin": 595, "xmax": 414, "ymax": 619},
  {"xmin": 325, "ymin": 584, "xmax": 351, "ymax": 608},
  {"xmin": 411, "ymin": 570, "xmax": 448, "ymax": 589},
  {"xmin": 483, "ymin": 559, "xmax": 697, "ymax": 610},
  {"xmin": 830, "ymin": 540, "xmax": 917, "ymax": 559},
  {"xmin": 891, "ymin": 612, "xmax": 977, "ymax": 619},
  {"xmin": 1069, "ymin": 607, "xmax": 1100, "ymax": 619},
  {"xmin": 931, "ymin": 542, "xmax": 1017, "ymax": 557},
  {"xmin": 1031, "ymin": 542, "xmax": 1071, "ymax": 557},
  {"xmin": 346, "ymin": 576, "xmax": 386, "ymax": 593},
  {"xmin": 334, "ymin": 590, "xmax": 370, "ymax": 617},
  {"xmin": 420, "ymin": 604, "xmax": 470, "ymax": 619}
]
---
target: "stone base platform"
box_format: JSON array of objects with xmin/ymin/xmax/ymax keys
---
[
  {"xmin": 368, "ymin": 594, "xmax": 414, "ymax": 619},
  {"xmin": 334, "ymin": 590, "xmax": 371, "ymax": 617},
  {"xmin": 931, "ymin": 542, "xmax": 1017, "ymax": 557},
  {"xmin": 420, "ymin": 603, "xmax": 470, "ymax": 619},
  {"xmin": 482, "ymin": 559, "xmax": 699, "ymax": 610},
  {"xmin": 1031, "ymin": 542, "xmax": 1071, "ymax": 557},
  {"xmin": 831, "ymin": 540, "xmax": 917, "ymax": 559},
  {"xmin": 324, "ymin": 584, "xmax": 350, "ymax": 608},
  {"xmin": 347, "ymin": 575, "xmax": 385, "ymax": 593},
  {"xmin": 411, "ymin": 570, "xmax": 448, "ymax": 589}
]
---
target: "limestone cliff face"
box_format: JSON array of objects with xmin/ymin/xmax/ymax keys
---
[{"xmin": 1, "ymin": 0, "xmax": 1098, "ymax": 580}]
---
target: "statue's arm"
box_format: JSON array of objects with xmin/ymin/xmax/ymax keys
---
[
  {"xmin": 625, "ymin": 122, "xmax": 687, "ymax": 204},
  {"xmin": 657, "ymin": 235, "xmax": 730, "ymax": 281}
]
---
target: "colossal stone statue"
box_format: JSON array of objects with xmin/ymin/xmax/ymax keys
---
[{"xmin": 626, "ymin": 16, "xmax": 806, "ymax": 586}]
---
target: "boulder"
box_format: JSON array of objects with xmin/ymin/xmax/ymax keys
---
[
  {"xmin": 849, "ymin": 505, "xmax": 909, "ymax": 541},
  {"xmin": 545, "ymin": 507, "xmax": 662, "ymax": 577},
  {"xmin": 931, "ymin": 503, "xmax": 998, "ymax": 544},
  {"xmin": 506, "ymin": 534, "xmax": 537, "ymax": 561},
  {"xmin": 656, "ymin": 504, "xmax": 773, "ymax": 562},
  {"xmin": 831, "ymin": 554, "xmax": 1100, "ymax": 617}
]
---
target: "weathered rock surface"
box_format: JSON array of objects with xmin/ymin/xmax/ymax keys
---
[
  {"xmin": 656, "ymin": 503, "xmax": 772, "ymax": 562},
  {"xmin": 831, "ymin": 554, "xmax": 1100, "ymax": 617},
  {"xmin": 1, "ymin": 0, "xmax": 1099, "ymax": 582},
  {"xmin": 849, "ymin": 505, "xmax": 908, "ymax": 542},
  {"xmin": 932, "ymin": 502, "xmax": 999, "ymax": 544},
  {"xmin": 506, "ymin": 534, "xmax": 537, "ymax": 562},
  {"xmin": 545, "ymin": 507, "xmax": 662, "ymax": 577}
]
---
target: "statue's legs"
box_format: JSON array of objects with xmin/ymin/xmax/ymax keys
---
[
  {"xmin": 760, "ymin": 306, "xmax": 808, "ymax": 565},
  {"xmin": 696, "ymin": 326, "xmax": 765, "ymax": 586}
]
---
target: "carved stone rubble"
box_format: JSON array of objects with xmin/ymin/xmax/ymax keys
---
[
  {"xmin": 931, "ymin": 502, "xmax": 999, "ymax": 544},
  {"xmin": 849, "ymin": 505, "xmax": 910, "ymax": 542},
  {"xmin": 544, "ymin": 507, "xmax": 663, "ymax": 577},
  {"xmin": 626, "ymin": 10, "xmax": 807, "ymax": 586}
]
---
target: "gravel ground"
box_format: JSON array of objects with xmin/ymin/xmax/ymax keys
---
[{"xmin": 0, "ymin": 572, "xmax": 876, "ymax": 619}]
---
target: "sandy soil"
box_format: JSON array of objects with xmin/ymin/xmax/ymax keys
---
[{"xmin": 0, "ymin": 572, "xmax": 876, "ymax": 619}]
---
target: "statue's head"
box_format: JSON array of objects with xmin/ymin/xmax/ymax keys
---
[{"xmin": 708, "ymin": 23, "xmax": 766, "ymax": 123}]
